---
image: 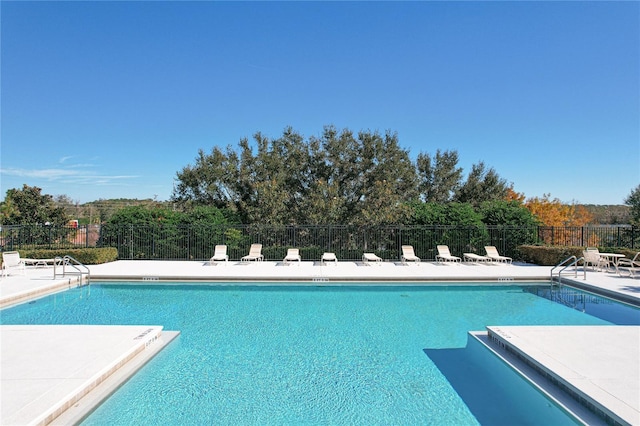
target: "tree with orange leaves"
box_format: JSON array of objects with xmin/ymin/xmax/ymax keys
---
[
  {"xmin": 524, "ymin": 194, "xmax": 595, "ymax": 246},
  {"xmin": 504, "ymin": 186, "xmax": 526, "ymax": 203},
  {"xmin": 524, "ymin": 194, "xmax": 592, "ymax": 226}
]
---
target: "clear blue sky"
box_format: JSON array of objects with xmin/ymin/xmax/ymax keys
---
[{"xmin": 1, "ymin": 1, "xmax": 638, "ymax": 205}]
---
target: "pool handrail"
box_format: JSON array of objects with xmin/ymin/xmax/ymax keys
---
[
  {"xmin": 54, "ymin": 255, "xmax": 91, "ymax": 285},
  {"xmin": 551, "ymin": 255, "xmax": 586, "ymax": 283}
]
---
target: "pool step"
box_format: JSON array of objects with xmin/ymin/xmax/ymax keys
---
[{"xmin": 482, "ymin": 325, "xmax": 639, "ymax": 426}]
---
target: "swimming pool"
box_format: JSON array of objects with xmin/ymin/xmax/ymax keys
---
[{"xmin": 2, "ymin": 283, "xmax": 638, "ymax": 425}]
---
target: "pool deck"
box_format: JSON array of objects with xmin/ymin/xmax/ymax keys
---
[{"xmin": 1, "ymin": 260, "xmax": 639, "ymax": 425}]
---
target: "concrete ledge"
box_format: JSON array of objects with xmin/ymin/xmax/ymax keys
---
[
  {"xmin": 53, "ymin": 331, "xmax": 180, "ymax": 425},
  {"xmin": 479, "ymin": 326, "xmax": 640, "ymax": 426},
  {"xmin": 0, "ymin": 325, "xmax": 177, "ymax": 426},
  {"xmin": 0, "ymin": 276, "xmax": 83, "ymax": 310},
  {"xmin": 558, "ymin": 276, "xmax": 640, "ymax": 307}
]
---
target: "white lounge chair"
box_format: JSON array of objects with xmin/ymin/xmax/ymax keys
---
[
  {"xmin": 321, "ymin": 252, "xmax": 337, "ymax": 265},
  {"xmin": 618, "ymin": 252, "xmax": 640, "ymax": 278},
  {"xmin": 582, "ymin": 248, "xmax": 603, "ymax": 271},
  {"xmin": 241, "ymin": 244, "xmax": 264, "ymax": 262},
  {"xmin": 436, "ymin": 245, "xmax": 461, "ymax": 262},
  {"xmin": 484, "ymin": 246, "xmax": 512, "ymax": 263},
  {"xmin": 2, "ymin": 251, "xmax": 26, "ymax": 277},
  {"xmin": 401, "ymin": 245, "xmax": 420, "ymax": 264},
  {"xmin": 209, "ymin": 245, "xmax": 228, "ymax": 263},
  {"xmin": 23, "ymin": 257, "xmax": 57, "ymax": 268},
  {"xmin": 362, "ymin": 252, "xmax": 382, "ymax": 265},
  {"xmin": 463, "ymin": 253, "xmax": 490, "ymax": 263},
  {"xmin": 283, "ymin": 248, "xmax": 301, "ymax": 265}
]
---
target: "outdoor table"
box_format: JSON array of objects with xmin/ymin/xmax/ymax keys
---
[{"xmin": 598, "ymin": 253, "xmax": 626, "ymax": 273}]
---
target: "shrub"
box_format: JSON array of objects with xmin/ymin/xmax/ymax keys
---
[
  {"xmin": 517, "ymin": 245, "xmax": 636, "ymax": 266},
  {"xmin": 17, "ymin": 247, "xmax": 118, "ymax": 264}
]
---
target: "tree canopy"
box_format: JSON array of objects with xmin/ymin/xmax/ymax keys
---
[
  {"xmin": 625, "ymin": 184, "xmax": 640, "ymax": 225},
  {"xmin": 0, "ymin": 184, "xmax": 70, "ymax": 226},
  {"xmin": 172, "ymin": 126, "xmax": 513, "ymax": 225},
  {"xmin": 524, "ymin": 194, "xmax": 593, "ymax": 227}
]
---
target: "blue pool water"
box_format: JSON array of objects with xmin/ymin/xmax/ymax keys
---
[{"xmin": 1, "ymin": 283, "xmax": 638, "ymax": 425}]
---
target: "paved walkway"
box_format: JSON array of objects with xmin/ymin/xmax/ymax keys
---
[{"xmin": 1, "ymin": 260, "xmax": 639, "ymax": 425}]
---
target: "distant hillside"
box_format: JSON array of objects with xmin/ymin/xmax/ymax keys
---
[
  {"xmin": 581, "ymin": 205, "xmax": 631, "ymax": 225},
  {"xmin": 57, "ymin": 198, "xmax": 170, "ymax": 224}
]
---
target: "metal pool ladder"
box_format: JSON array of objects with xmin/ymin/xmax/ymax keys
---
[
  {"xmin": 550, "ymin": 255, "xmax": 585, "ymax": 285},
  {"xmin": 54, "ymin": 255, "xmax": 90, "ymax": 286}
]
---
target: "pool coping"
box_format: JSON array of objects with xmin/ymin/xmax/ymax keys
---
[
  {"xmin": 558, "ymin": 276, "xmax": 640, "ymax": 307},
  {"xmin": 469, "ymin": 331, "xmax": 601, "ymax": 426},
  {"xmin": 53, "ymin": 331, "xmax": 180, "ymax": 425}
]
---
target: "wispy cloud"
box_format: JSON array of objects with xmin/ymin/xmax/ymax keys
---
[
  {"xmin": 67, "ymin": 163, "xmax": 98, "ymax": 169},
  {"xmin": 1, "ymin": 167, "xmax": 79, "ymax": 179},
  {"xmin": 0, "ymin": 167, "xmax": 139, "ymax": 186}
]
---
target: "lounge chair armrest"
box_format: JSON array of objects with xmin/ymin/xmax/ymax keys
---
[{"xmin": 618, "ymin": 258, "xmax": 640, "ymax": 268}]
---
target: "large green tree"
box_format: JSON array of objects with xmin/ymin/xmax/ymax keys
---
[
  {"xmin": 479, "ymin": 200, "xmax": 539, "ymax": 227},
  {"xmin": 1, "ymin": 184, "xmax": 70, "ymax": 225},
  {"xmin": 454, "ymin": 162, "xmax": 510, "ymax": 207},
  {"xmin": 416, "ymin": 149, "xmax": 462, "ymax": 203},
  {"xmin": 478, "ymin": 199, "xmax": 540, "ymax": 255},
  {"xmin": 0, "ymin": 185, "xmax": 72, "ymax": 248},
  {"xmin": 172, "ymin": 126, "xmax": 516, "ymax": 226},
  {"xmin": 410, "ymin": 202, "xmax": 484, "ymax": 227},
  {"xmin": 408, "ymin": 202, "xmax": 488, "ymax": 256},
  {"xmin": 310, "ymin": 127, "xmax": 417, "ymax": 225},
  {"xmin": 99, "ymin": 205, "xmax": 234, "ymax": 259},
  {"xmin": 173, "ymin": 126, "xmax": 418, "ymax": 225},
  {"xmin": 625, "ymin": 184, "xmax": 640, "ymax": 225}
]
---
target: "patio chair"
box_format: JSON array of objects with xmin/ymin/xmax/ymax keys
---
[
  {"xmin": 582, "ymin": 248, "xmax": 603, "ymax": 271},
  {"xmin": 283, "ymin": 248, "xmax": 301, "ymax": 265},
  {"xmin": 484, "ymin": 246, "xmax": 512, "ymax": 263},
  {"xmin": 23, "ymin": 257, "xmax": 56, "ymax": 268},
  {"xmin": 241, "ymin": 244, "xmax": 264, "ymax": 262},
  {"xmin": 463, "ymin": 253, "xmax": 491, "ymax": 263},
  {"xmin": 321, "ymin": 252, "xmax": 337, "ymax": 265},
  {"xmin": 362, "ymin": 253, "xmax": 382, "ymax": 265},
  {"xmin": 436, "ymin": 245, "xmax": 461, "ymax": 263},
  {"xmin": 618, "ymin": 252, "xmax": 640, "ymax": 278},
  {"xmin": 401, "ymin": 245, "xmax": 420, "ymax": 264},
  {"xmin": 2, "ymin": 251, "xmax": 26, "ymax": 277},
  {"xmin": 209, "ymin": 245, "xmax": 228, "ymax": 263}
]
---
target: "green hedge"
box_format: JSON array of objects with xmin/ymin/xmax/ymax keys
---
[
  {"xmin": 518, "ymin": 245, "xmax": 637, "ymax": 266},
  {"xmin": 16, "ymin": 247, "xmax": 118, "ymax": 265}
]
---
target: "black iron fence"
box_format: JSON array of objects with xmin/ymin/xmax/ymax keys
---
[{"xmin": 1, "ymin": 224, "xmax": 636, "ymax": 261}]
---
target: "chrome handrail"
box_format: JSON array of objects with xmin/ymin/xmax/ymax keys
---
[
  {"xmin": 54, "ymin": 255, "xmax": 90, "ymax": 285},
  {"xmin": 550, "ymin": 255, "xmax": 586, "ymax": 284}
]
